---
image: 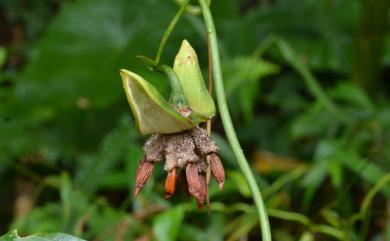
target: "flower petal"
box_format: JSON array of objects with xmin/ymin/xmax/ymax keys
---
[
  {"xmin": 120, "ymin": 69, "xmax": 194, "ymax": 135},
  {"xmin": 173, "ymin": 40, "xmax": 216, "ymax": 121},
  {"xmin": 209, "ymin": 153, "xmax": 225, "ymax": 190},
  {"xmin": 186, "ymin": 163, "xmax": 207, "ymax": 207},
  {"xmin": 134, "ymin": 159, "xmax": 154, "ymax": 196},
  {"xmin": 165, "ymin": 168, "xmax": 177, "ymax": 198}
]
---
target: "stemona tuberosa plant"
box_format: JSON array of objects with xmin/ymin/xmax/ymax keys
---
[
  {"xmin": 120, "ymin": 40, "xmax": 224, "ymax": 207},
  {"xmin": 120, "ymin": 1, "xmax": 271, "ymax": 240}
]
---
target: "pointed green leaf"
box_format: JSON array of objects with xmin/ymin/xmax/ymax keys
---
[
  {"xmin": 153, "ymin": 206, "xmax": 185, "ymax": 241},
  {"xmin": 0, "ymin": 47, "xmax": 5, "ymax": 67},
  {"xmin": 120, "ymin": 69, "xmax": 194, "ymax": 135},
  {"xmin": 173, "ymin": 40, "xmax": 215, "ymax": 120}
]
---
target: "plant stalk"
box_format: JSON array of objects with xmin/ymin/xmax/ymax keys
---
[
  {"xmin": 155, "ymin": 0, "xmax": 189, "ymax": 65},
  {"xmin": 198, "ymin": 0, "xmax": 272, "ymax": 240}
]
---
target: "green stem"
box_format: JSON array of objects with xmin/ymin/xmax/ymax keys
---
[
  {"xmin": 360, "ymin": 173, "xmax": 390, "ymax": 218},
  {"xmin": 263, "ymin": 165, "xmax": 307, "ymax": 198},
  {"xmin": 155, "ymin": 0, "xmax": 189, "ymax": 65},
  {"xmin": 173, "ymin": 0, "xmax": 210, "ymax": 15},
  {"xmin": 198, "ymin": 1, "xmax": 272, "ymax": 240}
]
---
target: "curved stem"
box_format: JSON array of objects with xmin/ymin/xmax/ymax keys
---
[
  {"xmin": 267, "ymin": 209, "xmax": 345, "ymax": 240},
  {"xmin": 205, "ymin": 31, "xmax": 213, "ymax": 209},
  {"xmin": 155, "ymin": 0, "xmax": 189, "ymax": 65},
  {"xmin": 198, "ymin": 0, "xmax": 272, "ymax": 240},
  {"xmin": 360, "ymin": 173, "xmax": 390, "ymax": 217}
]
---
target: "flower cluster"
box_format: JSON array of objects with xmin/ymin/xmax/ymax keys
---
[
  {"xmin": 120, "ymin": 40, "xmax": 224, "ymax": 206},
  {"xmin": 134, "ymin": 126, "xmax": 224, "ymax": 207}
]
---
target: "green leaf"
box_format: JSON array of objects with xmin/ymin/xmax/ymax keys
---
[
  {"xmin": 247, "ymin": 0, "xmax": 359, "ymax": 72},
  {"xmin": 302, "ymin": 161, "xmax": 327, "ymax": 207},
  {"xmin": 74, "ymin": 114, "xmax": 140, "ymax": 194},
  {"xmin": 338, "ymin": 151, "xmax": 390, "ymax": 197},
  {"xmin": 60, "ymin": 173, "xmax": 72, "ymax": 227},
  {"xmin": 223, "ymin": 56, "xmax": 279, "ymax": 120},
  {"xmin": 10, "ymin": 203, "xmax": 63, "ymax": 233},
  {"xmin": 229, "ymin": 171, "xmax": 251, "ymax": 198},
  {"xmin": 327, "ymin": 159, "xmax": 343, "ymax": 188},
  {"xmin": 0, "ymin": 230, "xmax": 85, "ymax": 241},
  {"xmin": 299, "ymin": 232, "xmax": 314, "ymax": 241},
  {"xmin": 290, "ymin": 103, "xmax": 335, "ymax": 139},
  {"xmin": 330, "ymin": 82, "xmax": 374, "ymax": 110},
  {"xmin": 0, "ymin": 47, "xmax": 5, "ymax": 67},
  {"xmin": 0, "ymin": 0, "xmax": 181, "ymax": 159},
  {"xmin": 120, "ymin": 69, "xmax": 194, "ymax": 134},
  {"xmin": 226, "ymin": 213, "xmax": 258, "ymax": 241},
  {"xmin": 153, "ymin": 206, "xmax": 185, "ymax": 241},
  {"xmin": 224, "ymin": 57, "xmax": 280, "ymax": 95}
]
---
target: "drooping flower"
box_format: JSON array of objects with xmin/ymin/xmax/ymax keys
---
[
  {"xmin": 137, "ymin": 127, "xmax": 224, "ymax": 206},
  {"xmin": 120, "ymin": 40, "xmax": 224, "ymax": 207}
]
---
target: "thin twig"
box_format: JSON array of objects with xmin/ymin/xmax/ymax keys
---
[
  {"xmin": 155, "ymin": 0, "xmax": 190, "ymax": 65},
  {"xmin": 205, "ymin": 29, "xmax": 214, "ymax": 210},
  {"xmin": 206, "ymin": 29, "xmax": 213, "ymax": 135}
]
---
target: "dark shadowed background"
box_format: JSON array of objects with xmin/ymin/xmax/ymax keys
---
[{"xmin": 0, "ymin": 0, "xmax": 389, "ymax": 240}]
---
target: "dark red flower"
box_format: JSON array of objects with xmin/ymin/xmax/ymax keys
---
[
  {"xmin": 134, "ymin": 159, "xmax": 154, "ymax": 196},
  {"xmin": 133, "ymin": 126, "xmax": 224, "ymax": 207}
]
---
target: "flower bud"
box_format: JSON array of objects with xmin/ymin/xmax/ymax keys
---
[
  {"xmin": 209, "ymin": 153, "xmax": 225, "ymax": 190},
  {"xmin": 165, "ymin": 168, "xmax": 177, "ymax": 198},
  {"xmin": 173, "ymin": 40, "xmax": 216, "ymax": 121},
  {"xmin": 186, "ymin": 163, "xmax": 207, "ymax": 207},
  {"xmin": 134, "ymin": 159, "xmax": 154, "ymax": 196}
]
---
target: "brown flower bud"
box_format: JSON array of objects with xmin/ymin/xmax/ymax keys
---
[
  {"xmin": 209, "ymin": 153, "xmax": 225, "ymax": 190},
  {"xmin": 164, "ymin": 168, "xmax": 177, "ymax": 198},
  {"xmin": 186, "ymin": 163, "xmax": 207, "ymax": 207},
  {"xmin": 196, "ymin": 173, "xmax": 207, "ymax": 208},
  {"xmin": 134, "ymin": 159, "xmax": 154, "ymax": 196}
]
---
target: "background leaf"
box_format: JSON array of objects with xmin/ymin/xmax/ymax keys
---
[
  {"xmin": 0, "ymin": 0, "xmax": 389, "ymax": 240},
  {"xmin": 153, "ymin": 206, "xmax": 185, "ymax": 241}
]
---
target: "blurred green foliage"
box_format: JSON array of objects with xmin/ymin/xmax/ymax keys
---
[{"xmin": 0, "ymin": 0, "xmax": 389, "ymax": 240}]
